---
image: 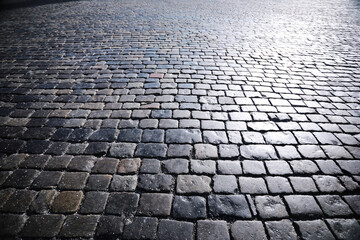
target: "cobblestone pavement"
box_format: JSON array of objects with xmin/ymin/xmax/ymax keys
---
[{"xmin": 0, "ymin": 0, "xmax": 360, "ymax": 239}]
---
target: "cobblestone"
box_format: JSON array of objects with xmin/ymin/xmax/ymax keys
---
[{"xmin": 1, "ymin": 0, "xmax": 360, "ymax": 238}]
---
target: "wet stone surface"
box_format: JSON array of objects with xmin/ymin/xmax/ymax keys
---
[{"xmin": 0, "ymin": 0, "xmax": 360, "ymax": 238}]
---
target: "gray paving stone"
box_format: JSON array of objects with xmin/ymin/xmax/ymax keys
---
[
  {"xmin": 238, "ymin": 177, "xmax": 268, "ymax": 194},
  {"xmin": 20, "ymin": 214, "xmax": 65, "ymax": 237},
  {"xmin": 166, "ymin": 129, "xmax": 202, "ymax": 143},
  {"xmin": 96, "ymin": 215, "xmax": 124, "ymax": 236},
  {"xmin": 265, "ymin": 220, "xmax": 297, "ymax": 240},
  {"xmin": 138, "ymin": 193, "xmax": 173, "ymax": 216},
  {"xmin": 177, "ymin": 175, "xmax": 211, "ymax": 194},
  {"xmin": 123, "ymin": 217, "xmax": 158, "ymax": 240},
  {"xmin": 105, "ymin": 192, "xmax": 139, "ymax": 215},
  {"xmin": 197, "ymin": 220, "xmax": 230, "ymax": 240},
  {"xmin": 135, "ymin": 143, "xmax": 167, "ymax": 157},
  {"xmin": 29, "ymin": 189, "xmax": 57, "ymax": 213},
  {"xmin": 326, "ymin": 219, "xmax": 360, "ymax": 240},
  {"xmin": 213, "ymin": 175, "xmax": 238, "ymax": 193},
  {"xmin": 138, "ymin": 174, "xmax": 173, "ymax": 192},
  {"xmin": 163, "ymin": 158, "xmax": 189, "ymax": 174},
  {"xmin": 265, "ymin": 160, "xmax": 293, "ymax": 175},
  {"xmin": 231, "ymin": 221, "xmax": 267, "ymax": 240},
  {"xmin": 295, "ymin": 220, "xmax": 335, "ymax": 240},
  {"xmin": 140, "ymin": 159, "xmax": 161, "ymax": 173},
  {"xmin": 218, "ymin": 160, "xmax": 242, "ymax": 174},
  {"xmin": 0, "ymin": 214, "xmax": 27, "ymax": 236},
  {"xmin": 298, "ymin": 145, "xmax": 326, "ymax": 159},
  {"xmin": 194, "ymin": 144, "xmax": 218, "ymax": 159},
  {"xmin": 266, "ymin": 176, "xmax": 293, "ymax": 193},
  {"xmin": 1, "ymin": 189, "xmax": 37, "ymax": 213},
  {"xmin": 284, "ymin": 195, "xmax": 323, "ymax": 217},
  {"xmin": 316, "ymin": 195, "xmax": 352, "ymax": 216},
  {"xmin": 264, "ymin": 131, "xmax": 297, "ymax": 144},
  {"xmin": 255, "ymin": 196, "xmax": 288, "ymax": 219},
  {"xmin": 67, "ymin": 156, "xmax": 95, "ymax": 172},
  {"xmin": 219, "ymin": 144, "xmax": 239, "ymax": 158},
  {"xmin": 59, "ymin": 215, "xmax": 99, "ymax": 238},
  {"xmin": 191, "ymin": 160, "xmax": 216, "ymax": 174},
  {"xmin": 240, "ymin": 145, "xmax": 277, "ymax": 160},
  {"xmin": 58, "ymin": 172, "xmax": 88, "ymax": 190},
  {"xmin": 208, "ymin": 194, "xmax": 252, "ymax": 218},
  {"xmin": 313, "ymin": 175, "xmax": 346, "ymax": 193},
  {"xmin": 172, "ymin": 195, "xmax": 206, "ymax": 219},
  {"xmin": 344, "ymin": 195, "xmax": 360, "ymax": 215},
  {"xmin": 203, "ymin": 130, "xmax": 228, "ymax": 144},
  {"xmin": 290, "ymin": 160, "xmax": 319, "ymax": 174},
  {"xmin": 85, "ymin": 174, "xmax": 112, "ymax": 191},
  {"xmin": 109, "ymin": 143, "xmax": 136, "ymax": 158},
  {"xmin": 158, "ymin": 220, "xmax": 194, "ymax": 240},
  {"xmin": 242, "ymin": 160, "xmax": 266, "ymax": 175},
  {"xmin": 276, "ymin": 146, "xmax": 301, "ymax": 159}
]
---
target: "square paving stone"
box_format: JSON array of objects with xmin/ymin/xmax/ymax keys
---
[
  {"xmin": 213, "ymin": 175, "xmax": 238, "ymax": 193},
  {"xmin": 167, "ymin": 144, "xmax": 193, "ymax": 157},
  {"xmin": 118, "ymin": 158, "xmax": 141, "ymax": 173},
  {"xmin": 255, "ymin": 196, "xmax": 288, "ymax": 219},
  {"xmin": 79, "ymin": 191, "xmax": 108, "ymax": 214},
  {"xmin": 265, "ymin": 160, "xmax": 292, "ymax": 175},
  {"xmin": 295, "ymin": 220, "xmax": 335, "ymax": 240},
  {"xmin": 284, "ymin": 195, "xmax": 323, "ymax": 217},
  {"xmin": 51, "ymin": 191, "xmax": 83, "ymax": 213},
  {"xmin": 313, "ymin": 175, "xmax": 346, "ymax": 192},
  {"xmin": 0, "ymin": 188, "xmax": 15, "ymax": 208},
  {"xmin": 20, "ymin": 214, "xmax": 65, "ymax": 238},
  {"xmin": 326, "ymin": 219, "xmax": 360, "ymax": 240},
  {"xmin": 240, "ymin": 145, "xmax": 277, "ymax": 160},
  {"xmin": 142, "ymin": 129, "xmax": 164, "ymax": 142},
  {"xmin": 218, "ymin": 160, "xmax": 242, "ymax": 174},
  {"xmin": 298, "ymin": 145, "xmax": 326, "ymax": 159},
  {"xmin": 197, "ymin": 220, "xmax": 230, "ymax": 240},
  {"xmin": 137, "ymin": 193, "xmax": 173, "ymax": 216},
  {"xmin": 191, "ymin": 160, "xmax": 216, "ymax": 174},
  {"xmin": 20, "ymin": 154, "xmax": 50, "ymax": 168},
  {"xmin": 290, "ymin": 160, "xmax": 319, "ymax": 174},
  {"xmin": 238, "ymin": 177, "xmax": 268, "ymax": 194},
  {"xmin": 138, "ymin": 174, "xmax": 173, "ymax": 192},
  {"xmin": 109, "ymin": 143, "xmax": 137, "ymax": 158},
  {"xmin": 117, "ymin": 129, "xmax": 142, "ymax": 142},
  {"xmin": 2, "ymin": 169, "xmax": 39, "ymax": 188},
  {"xmin": 203, "ymin": 131, "xmax": 228, "ymax": 144},
  {"xmin": 276, "ymin": 146, "xmax": 301, "ymax": 159},
  {"xmin": 83, "ymin": 142, "xmax": 109, "ymax": 156},
  {"xmin": 105, "ymin": 192, "xmax": 139, "ymax": 215},
  {"xmin": 242, "ymin": 160, "xmax": 266, "ymax": 175},
  {"xmin": 44, "ymin": 156, "xmax": 72, "ymax": 170},
  {"xmin": 110, "ymin": 175, "xmax": 137, "ymax": 191},
  {"xmin": 231, "ymin": 221, "xmax": 267, "ymax": 240},
  {"xmin": 219, "ymin": 144, "xmax": 239, "ymax": 158},
  {"xmin": 265, "ymin": 176, "xmax": 293, "ymax": 193},
  {"xmin": 67, "ymin": 156, "xmax": 95, "ymax": 172},
  {"xmin": 140, "ymin": 159, "xmax": 161, "ymax": 173},
  {"xmin": 58, "ymin": 172, "xmax": 89, "ymax": 190},
  {"xmin": 172, "ymin": 195, "xmax": 206, "ymax": 219},
  {"xmin": 85, "ymin": 174, "xmax": 112, "ymax": 191},
  {"xmin": 88, "ymin": 128, "xmax": 117, "ymax": 142},
  {"xmin": 1, "ymin": 189, "xmax": 37, "ymax": 213},
  {"xmin": 264, "ymin": 131, "xmax": 297, "ymax": 144},
  {"xmin": 166, "ymin": 129, "xmax": 202, "ymax": 143},
  {"xmin": 315, "ymin": 195, "xmax": 352, "ymax": 216},
  {"xmin": 135, "ymin": 143, "xmax": 167, "ymax": 158},
  {"xmin": 208, "ymin": 194, "xmax": 252, "ymax": 218},
  {"xmin": 96, "ymin": 215, "xmax": 124, "ymax": 236},
  {"xmin": 31, "ymin": 171, "xmax": 62, "ymax": 189},
  {"xmin": 157, "ymin": 219, "xmax": 194, "ymax": 240},
  {"xmin": 19, "ymin": 140, "xmax": 52, "ymax": 154},
  {"xmin": 265, "ymin": 220, "xmax": 297, "ymax": 240},
  {"xmin": 0, "ymin": 214, "xmax": 27, "ymax": 236},
  {"xmin": 177, "ymin": 175, "xmax": 211, "ymax": 194},
  {"xmin": 92, "ymin": 158, "xmax": 119, "ymax": 174},
  {"xmin": 123, "ymin": 217, "xmax": 158, "ymax": 240},
  {"xmin": 289, "ymin": 177, "xmax": 318, "ymax": 193},
  {"xmin": 163, "ymin": 158, "xmax": 189, "ymax": 174},
  {"xmin": 59, "ymin": 215, "xmax": 99, "ymax": 238},
  {"xmin": 194, "ymin": 144, "xmax": 218, "ymax": 159}
]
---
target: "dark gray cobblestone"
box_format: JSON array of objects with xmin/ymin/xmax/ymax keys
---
[{"xmin": 1, "ymin": 0, "xmax": 360, "ymax": 238}]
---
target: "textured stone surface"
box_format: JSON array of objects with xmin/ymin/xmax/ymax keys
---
[{"xmin": 1, "ymin": 0, "xmax": 360, "ymax": 238}]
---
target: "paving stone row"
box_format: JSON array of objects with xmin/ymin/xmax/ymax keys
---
[{"xmin": 1, "ymin": 0, "xmax": 360, "ymax": 238}]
